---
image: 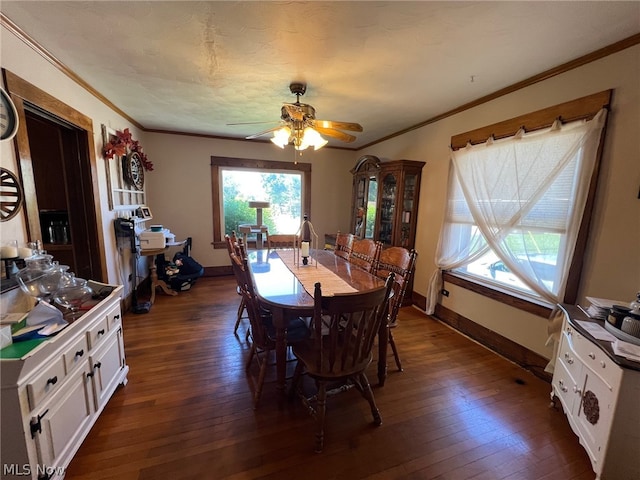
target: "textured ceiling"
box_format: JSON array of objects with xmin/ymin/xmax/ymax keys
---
[{"xmin": 2, "ymin": 1, "xmax": 639, "ymax": 149}]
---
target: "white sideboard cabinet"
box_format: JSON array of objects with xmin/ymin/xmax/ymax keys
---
[
  {"xmin": 551, "ymin": 304, "xmax": 640, "ymax": 480},
  {"xmin": 1, "ymin": 283, "xmax": 128, "ymax": 480}
]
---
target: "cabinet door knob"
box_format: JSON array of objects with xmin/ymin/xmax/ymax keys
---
[
  {"xmin": 97, "ymin": 329, "xmax": 105, "ymax": 336},
  {"xmin": 46, "ymin": 376, "xmax": 57, "ymax": 386},
  {"xmin": 589, "ymin": 352, "xmax": 596, "ymax": 359},
  {"xmin": 75, "ymin": 349, "xmax": 84, "ymax": 357}
]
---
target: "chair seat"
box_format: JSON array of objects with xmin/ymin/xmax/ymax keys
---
[
  {"xmin": 264, "ymin": 316, "xmax": 310, "ymax": 344},
  {"xmin": 292, "ymin": 336, "xmax": 372, "ymax": 380}
]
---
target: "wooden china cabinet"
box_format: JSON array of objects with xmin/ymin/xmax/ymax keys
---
[{"xmin": 350, "ymin": 156, "xmax": 425, "ymax": 249}]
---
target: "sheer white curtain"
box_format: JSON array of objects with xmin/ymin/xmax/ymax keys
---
[
  {"xmin": 426, "ymin": 109, "xmax": 607, "ymax": 370},
  {"xmin": 427, "ymin": 109, "xmax": 606, "ymax": 311}
]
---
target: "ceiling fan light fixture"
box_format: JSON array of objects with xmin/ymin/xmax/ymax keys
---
[
  {"xmin": 299, "ymin": 127, "xmax": 328, "ymax": 151},
  {"xmin": 271, "ymin": 126, "xmax": 291, "ymax": 148}
]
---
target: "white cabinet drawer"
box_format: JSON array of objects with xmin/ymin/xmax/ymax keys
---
[
  {"xmin": 63, "ymin": 335, "xmax": 89, "ymax": 374},
  {"xmin": 552, "ymin": 355, "xmax": 579, "ymax": 415},
  {"xmin": 86, "ymin": 316, "xmax": 109, "ymax": 350},
  {"xmin": 558, "ymin": 328, "xmax": 583, "ymax": 383},
  {"xmin": 27, "ymin": 357, "xmax": 66, "ymax": 410},
  {"xmin": 566, "ymin": 325, "xmax": 621, "ymax": 390},
  {"xmin": 106, "ymin": 305, "xmax": 122, "ymax": 331}
]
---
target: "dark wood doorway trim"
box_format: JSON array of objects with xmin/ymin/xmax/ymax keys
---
[{"xmin": 3, "ymin": 68, "xmax": 107, "ymax": 282}]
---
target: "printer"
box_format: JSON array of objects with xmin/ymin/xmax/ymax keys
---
[{"xmin": 139, "ymin": 226, "xmax": 175, "ymax": 250}]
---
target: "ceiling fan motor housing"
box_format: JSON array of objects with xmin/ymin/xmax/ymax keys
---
[
  {"xmin": 289, "ymin": 82, "xmax": 307, "ymax": 97},
  {"xmin": 281, "ymin": 103, "xmax": 315, "ymax": 121}
]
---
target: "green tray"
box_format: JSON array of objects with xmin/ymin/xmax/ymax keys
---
[{"xmin": 0, "ymin": 338, "xmax": 48, "ymax": 359}]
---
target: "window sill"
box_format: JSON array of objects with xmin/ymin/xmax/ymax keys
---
[{"xmin": 442, "ymin": 271, "xmax": 553, "ymax": 318}]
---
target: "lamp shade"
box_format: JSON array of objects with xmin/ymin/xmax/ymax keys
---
[
  {"xmin": 297, "ymin": 127, "xmax": 328, "ymax": 151},
  {"xmin": 271, "ymin": 127, "xmax": 291, "ymax": 148},
  {"xmin": 272, "ymin": 125, "xmax": 328, "ymax": 151}
]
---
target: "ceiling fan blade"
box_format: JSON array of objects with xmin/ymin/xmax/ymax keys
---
[
  {"xmin": 245, "ymin": 126, "xmax": 282, "ymax": 140},
  {"xmin": 314, "ymin": 120, "xmax": 363, "ymax": 132},
  {"xmin": 314, "ymin": 126, "xmax": 357, "ymax": 143}
]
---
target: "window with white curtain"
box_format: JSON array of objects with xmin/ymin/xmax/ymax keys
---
[{"xmin": 426, "ymin": 92, "xmax": 610, "ymax": 315}]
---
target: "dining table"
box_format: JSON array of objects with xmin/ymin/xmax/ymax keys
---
[{"xmin": 247, "ymin": 248, "xmax": 391, "ymax": 397}]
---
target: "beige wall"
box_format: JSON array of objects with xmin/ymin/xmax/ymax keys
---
[
  {"xmin": 2, "ymin": 20, "xmax": 638, "ymax": 360},
  {"xmin": 366, "ymin": 45, "xmax": 640, "ymax": 357},
  {"xmin": 143, "ymin": 133, "xmax": 354, "ymax": 268}
]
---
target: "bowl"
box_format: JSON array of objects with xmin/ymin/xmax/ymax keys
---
[{"xmin": 150, "ymin": 225, "xmax": 163, "ymax": 232}]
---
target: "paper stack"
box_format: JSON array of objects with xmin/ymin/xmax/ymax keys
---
[
  {"xmin": 582, "ymin": 296, "xmax": 628, "ymax": 320},
  {"xmin": 612, "ymin": 340, "xmax": 640, "ymax": 363}
]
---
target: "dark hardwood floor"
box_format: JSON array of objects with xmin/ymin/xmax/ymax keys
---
[{"xmin": 64, "ymin": 276, "xmax": 594, "ymax": 480}]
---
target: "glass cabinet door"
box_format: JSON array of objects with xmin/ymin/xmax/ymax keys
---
[
  {"xmin": 400, "ymin": 173, "xmax": 418, "ymax": 247},
  {"xmin": 379, "ymin": 173, "xmax": 397, "ymax": 245},
  {"xmin": 354, "ymin": 175, "xmax": 377, "ymax": 239},
  {"xmin": 353, "ymin": 176, "xmax": 366, "ymax": 237},
  {"xmin": 365, "ymin": 177, "xmax": 377, "ymax": 239},
  {"xmin": 351, "ymin": 156, "xmax": 381, "ymax": 240}
]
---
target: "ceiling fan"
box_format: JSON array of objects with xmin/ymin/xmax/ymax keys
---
[{"xmin": 229, "ymin": 82, "xmax": 363, "ymax": 151}]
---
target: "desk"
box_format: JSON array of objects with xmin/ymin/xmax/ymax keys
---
[
  {"xmin": 140, "ymin": 241, "xmax": 186, "ymax": 304},
  {"xmin": 247, "ymin": 248, "xmax": 390, "ymax": 396}
]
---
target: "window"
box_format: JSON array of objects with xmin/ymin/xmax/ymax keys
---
[
  {"xmin": 210, "ymin": 157, "xmax": 311, "ymax": 248},
  {"xmin": 427, "ymin": 91, "xmax": 611, "ymax": 314},
  {"xmin": 221, "ymin": 169, "xmax": 302, "ymax": 234}
]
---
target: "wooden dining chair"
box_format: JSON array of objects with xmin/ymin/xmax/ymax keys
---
[
  {"xmin": 374, "ymin": 246, "xmax": 418, "ymax": 372},
  {"xmin": 225, "ymin": 234, "xmax": 249, "ymax": 335},
  {"xmin": 267, "ymin": 233, "xmax": 297, "ymax": 250},
  {"xmin": 333, "ymin": 232, "xmax": 354, "ymax": 260},
  {"xmin": 233, "ymin": 254, "xmax": 309, "ymax": 408},
  {"xmin": 290, "ymin": 273, "xmax": 395, "ymax": 452},
  {"xmin": 348, "ymin": 238, "xmax": 381, "ymax": 273}
]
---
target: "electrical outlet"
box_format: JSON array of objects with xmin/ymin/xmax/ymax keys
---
[{"xmin": 441, "ymin": 289, "xmax": 449, "ymax": 297}]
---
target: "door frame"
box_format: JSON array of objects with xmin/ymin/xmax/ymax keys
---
[{"xmin": 3, "ymin": 68, "xmax": 107, "ymax": 282}]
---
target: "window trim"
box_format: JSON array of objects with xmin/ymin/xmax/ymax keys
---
[
  {"xmin": 210, "ymin": 156, "xmax": 311, "ymax": 249},
  {"xmin": 446, "ymin": 90, "xmax": 611, "ymax": 315}
]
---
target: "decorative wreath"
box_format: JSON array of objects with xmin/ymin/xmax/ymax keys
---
[{"xmin": 102, "ymin": 128, "xmax": 154, "ymax": 171}]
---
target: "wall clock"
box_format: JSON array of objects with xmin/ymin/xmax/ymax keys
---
[
  {"xmin": 1, "ymin": 88, "xmax": 19, "ymax": 142},
  {"xmin": 123, "ymin": 151, "xmax": 144, "ymax": 191},
  {"xmin": 0, "ymin": 167, "xmax": 24, "ymax": 221}
]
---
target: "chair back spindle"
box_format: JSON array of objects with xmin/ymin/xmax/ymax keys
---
[{"xmin": 267, "ymin": 233, "xmax": 297, "ymax": 250}]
